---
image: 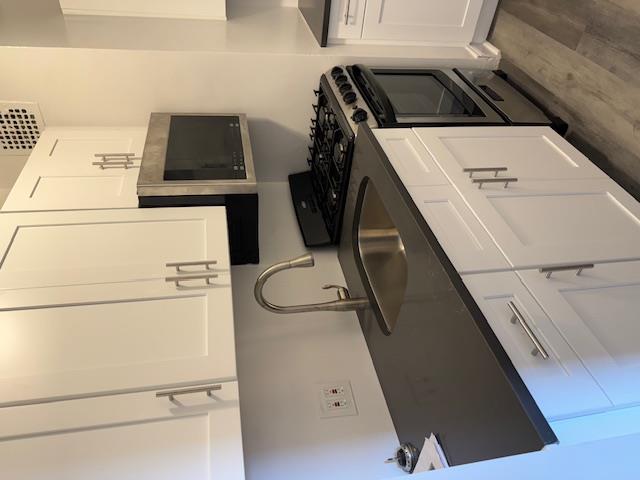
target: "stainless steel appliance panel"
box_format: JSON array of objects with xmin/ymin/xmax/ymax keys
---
[{"xmin": 338, "ymin": 125, "xmax": 556, "ymax": 466}]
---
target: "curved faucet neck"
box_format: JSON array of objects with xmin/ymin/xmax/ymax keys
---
[{"xmin": 254, "ymin": 254, "xmax": 369, "ymax": 314}]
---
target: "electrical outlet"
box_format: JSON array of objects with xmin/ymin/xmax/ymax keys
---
[
  {"xmin": 0, "ymin": 101, "xmax": 45, "ymax": 156},
  {"xmin": 318, "ymin": 381, "xmax": 358, "ymax": 419}
]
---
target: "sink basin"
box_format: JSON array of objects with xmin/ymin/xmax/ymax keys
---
[{"xmin": 356, "ymin": 178, "xmax": 408, "ymax": 334}]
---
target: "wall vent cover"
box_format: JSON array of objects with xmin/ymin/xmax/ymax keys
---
[{"xmin": 0, "ymin": 102, "xmax": 45, "ymax": 155}]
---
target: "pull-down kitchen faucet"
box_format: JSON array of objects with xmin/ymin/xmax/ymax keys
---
[{"xmin": 254, "ymin": 253, "xmax": 369, "ymax": 314}]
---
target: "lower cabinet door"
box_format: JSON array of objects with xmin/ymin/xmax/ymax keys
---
[
  {"xmin": 463, "ymin": 272, "xmax": 612, "ymax": 420},
  {"xmin": 0, "ymin": 207, "xmax": 230, "ymax": 290},
  {"xmin": 407, "ymin": 185, "xmax": 510, "ymax": 273},
  {"xmin": 0, "ymin": 278, "xmax": 236, "ymax": 407},
  {"xmin": 2, "ymin": 127, "xmax": 146, "ymax": 212},
  {"xmin": 0, "ymin": 381, "xmax": 245, "ymax": 480},
  {"xmin": 519, "ymin": 261, "xmax": 640, "ymax": 408}
]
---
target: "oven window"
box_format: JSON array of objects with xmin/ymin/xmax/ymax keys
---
[{"xmin": 375, "ymin": 73, "xmax": 480, "ymax": 117}]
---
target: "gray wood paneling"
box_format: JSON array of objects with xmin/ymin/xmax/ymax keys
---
[{"xmin": 491, "ymin": 0, "xmax": 640, "ymax": 192}]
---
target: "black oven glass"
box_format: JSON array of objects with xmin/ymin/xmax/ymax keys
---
[
  {"xmin": 374, "ymin": 73, "xmax": 484, "ymax": 117},
  {"xmin": 164, "ymin": 115, "xmax": 247, "ymax": 181}
]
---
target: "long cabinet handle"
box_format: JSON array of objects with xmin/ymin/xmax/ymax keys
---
[
  {"xmin": 508, "ymin": 301, "xmax": 549, "ymax": 360},
  {"xmin": 472, "ymin": 177, "xmax": 518, "ymax": 189},
  {"xmin": 156, "ymin": 384, "xmax": 222, "ymax": 402},
  {"xmin": 344, "ymin": 0, "xmax": 352, "ymax": 24},
  {"xmin": 92, "ymin": 160, "xmax": 134, "ymax": 169},
  {"xmin": 166, "ymin": 260, "xmax": 219, "ymax": 272},
  {"xmin": 539, "ymin": 264, "xmax": 594, "ymax": 279},
  {"xmin": 463, "ymin": 167, "xmax": 508, "ymax": 178},
  {"xmin": 165, "ymin": 273, "xmax": 219, "ymax": 290}
]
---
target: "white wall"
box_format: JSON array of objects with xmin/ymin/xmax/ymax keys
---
[{"xmin": 59, "ymin": 0, "xmax": 227, "ymax": 20}]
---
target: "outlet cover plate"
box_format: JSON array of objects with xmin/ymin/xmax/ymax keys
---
[{"xmin": 318, "ymin": 380, "xmax": 358, "ymax": 419}]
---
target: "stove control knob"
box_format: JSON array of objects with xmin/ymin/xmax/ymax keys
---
[
  {"xmin": 331, "ymin": 66, "xmax": 344, "ymax": 79},
  {"xmin": 335, "ymin": 74, "xmax": 349, "ymax": 86},
  {"xmin": 352, "ymin": 108, "xmax": 368, "ymax": 123},
  {"xmin": 343, "ymin": 91, "xmax": 357, "ymax": 105},
  {"xmin": 339, "ymin": 83, "xmax": 353, "ymax": 95}
]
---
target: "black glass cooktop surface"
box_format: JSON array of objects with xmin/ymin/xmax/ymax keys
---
[{"xmin": 163, "ymin": 115, "xmax": 247, "ymax": 181}]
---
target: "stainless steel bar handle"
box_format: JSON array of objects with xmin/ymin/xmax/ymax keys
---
[
  {"xmin": 156, "ymin": 384, "xmax": 222, "ymax": 402},
  {"xmin": 92, "ymin": 160, "xmax": 134, "ymax": 169},
  {"xmin": 472, "ymin": 177, "xmax": 518, "ymax": 189},
  {"xmin": 508, "ymin": 301, "xmax": 549, "ymax": 360},
  {"xmin": 539, "ymin": 263, "xmax": 595, "ymax": 279},
  {"xmin": 94, "ymin": 153, "xmax": 136, "ymax": 159},
  {"xmin": 344, "ymin": 0, "xmax": 352, "ymax": 24},
  {"xmin": 165, "ymin": 273, "xmax": 219, "ymax": 290},
  {"xmin": 166, "ymin": 260, "xmax": 219, "ymax": 272},
  {"xmin": 463, "ymin": 167, "xmax": 508, "ymax": 178}
]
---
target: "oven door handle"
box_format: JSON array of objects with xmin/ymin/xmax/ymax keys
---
[{"xmin": 351, "ymin": 64, "xmax": 397, "ymax": 125}]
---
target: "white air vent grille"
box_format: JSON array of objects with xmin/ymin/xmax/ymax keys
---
[{"xmin": 0, "ymin": 102, "xmax": 45, "ymax": 155}]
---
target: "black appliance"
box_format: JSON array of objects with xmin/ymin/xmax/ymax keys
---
[
  {"xmin": 137, "ymin": 113, "xmax": 259, "ymax": 265},
  {"xmin": 338, "ymin": 124, "xmax": 557, "ymax": 468},
  {"xmin": 291, "ymin": 65, "xmax": 567, "ymax": 247}
]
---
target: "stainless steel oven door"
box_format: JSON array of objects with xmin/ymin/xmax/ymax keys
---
[{"xmin": 350, "ymin": 65, "xmax": 506, "ymax": 126}]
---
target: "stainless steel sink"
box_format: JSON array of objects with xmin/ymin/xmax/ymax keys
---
[{"xmin": 356, "ymin": 179, "xmax": 408, "ymax": 334}]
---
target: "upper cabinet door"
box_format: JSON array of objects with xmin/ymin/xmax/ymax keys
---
[
  {"xmin": 362, "ymin": 0, "xmax": 485, "ymax": 43},
  {"xmin": 0, "ymin": 383, "xmax": 244, "ymax": 480},
  {"xmin": 463, "ymin": 271, "xmax": 611, "ymax": 420},
  {"xmin": 412, "ymin": 127, "xmax": 605, "ymax": 186},
  {"xmin": 519, "ymin": 261, "xmax": 640, "ymax": 408},
  {"xmin": 2, "ymin": 127, "xmax": 146, "ymax": 211},
  {"xmin": 0, "ymin": 207, "xmax": 230, "ymax": 290},
  {"xmin": 373, "ymin": 129, "xmax": 449, "ymax": 187},
  {"xmin": 328, "ymin": 0, "xmax": 365, "ymax": 40}
]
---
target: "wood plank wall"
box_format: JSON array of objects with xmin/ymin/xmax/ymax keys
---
[{"xmin": 490, "ymin": 0, "xmax": 640, "ymax": 197}]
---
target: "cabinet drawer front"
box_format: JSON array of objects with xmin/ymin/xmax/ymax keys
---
[
  {"xmin": 407, "ymin": 185, "xmax": 509, "ymax": 273},
  {"xmin": 0, "ymin": 279, "xmax": 235, "ymax": 406},
  {"xmin": 2, "ymin": 127, "xmax": 146, "ymax": 212},
  {"xmin": 374, "ymin": 129, "xmax": 449, "ymax": 187},
  {"xmin": 455, "ymin": 179, "xmax": 640, "ymax": 269},
  {"xmin": 413, "ymin": 127, "xmax": 604, "ymax": 185},
  {"xmin": 519, "ymin": 261, "xmax": 640, "ymax": 407},
  {"xmin": 0, "ymin": 207, "xmax": 229, "ymax": 290},
  {"xmin": 463, "ymin": 272, "xmax": 611, "ymax": 420},
  {"xmin": 0, "ymin": 381, "xmax": 244, "ymax": 480}
]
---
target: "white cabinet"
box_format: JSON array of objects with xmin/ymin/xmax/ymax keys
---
[
  {"xmin": 2, "ymin": 127, "xmax": 146, "ymax": 212},
  {"xmin": 0, "ymin": 382, "xmax": 244, "ymax": 480},
  {"xmin": 0, "ymin": 207, "xmax": 230, "ymax": 290},
  {"xmin": 463, "ymin": 272, "xmax": 612, "ymax": 420},
  {"xmin": 407, "ymin": 185, "xmax": 509, "ymax": 273},
  {"xmin": 327, "ymin": 0, "xmax": 496, "ymax": 45},
  {"xmin": 328, "ymin": 0, "xmax": 366, "ymax": 40},
  {"xmin": 0, "ymin": 207, "xmax": 236, "ymax": 407},
  {"xmin": 453, "ymin": 178, "xmax": 640, "ymax": 269},
  {"xmin": 412, "ymin": 126, "xmax": 605, "ymax": 185},
  {"xmin": 519, "ymin": 261, "xmax": 640, "ymax": 408},
  {"xmin": 362, "ymin": 0, "xmax": 485, "ymax": 44},
  {"xmin": 412, "ymin": 127, "xmax": 640, "ymax": 269}
]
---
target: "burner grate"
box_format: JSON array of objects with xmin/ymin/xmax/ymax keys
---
[{"xmin": 0, "ymin": 102, "xmax": 44, "ymax": 155}]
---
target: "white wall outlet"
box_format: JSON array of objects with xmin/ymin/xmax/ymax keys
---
[
  {"xmin": 0, "ymin": 101, "xmax": 45, "ymax": 156},
  {"xmin": 318, "ymin": 381, "xmax": 358, "ymax": 419}
]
